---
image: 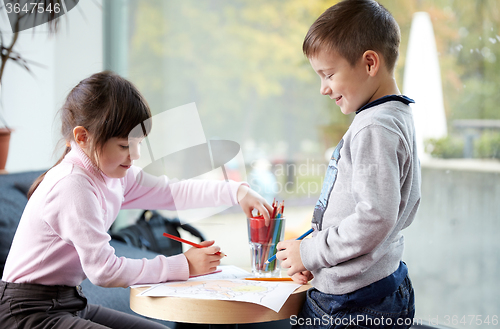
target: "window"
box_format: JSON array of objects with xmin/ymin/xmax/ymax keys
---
[{"xmin": 118, "ymin": 1, "xmax": 500, "ymax": 327}]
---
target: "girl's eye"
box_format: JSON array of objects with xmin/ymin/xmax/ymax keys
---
[
  {"xmin": 120, "ymin": 145, "xmax": 129, "ymax": 149},
  {"xmin": 325, "ymin": 74, "xmax": 333, "ymax": 80}
]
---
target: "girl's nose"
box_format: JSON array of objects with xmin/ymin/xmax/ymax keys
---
[{"xmin": 129, "ymin": 143, "xmax": 141, "ymax": 160}]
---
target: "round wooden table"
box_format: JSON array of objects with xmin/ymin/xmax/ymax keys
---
[{"xmin": 130, "ymin": 283, "xmax": 310, "ymax": 327}]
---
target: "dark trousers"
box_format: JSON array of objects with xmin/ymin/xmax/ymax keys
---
[
  {"xmin": 0, "ymin": 281, "xmax": 169, "ymax": 329},
  {"xmin": 293, "ymin": 275, "xmax": 415, "ymax": 328}
]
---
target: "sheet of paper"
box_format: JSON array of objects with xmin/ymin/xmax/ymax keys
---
[
  {"xmin": 129, "ymin": 265, "xmax": 251, "ymax": 289},
  {"xmin": 188, "ymin": 265, "xmax": 251, "ymax": 281},
  {"xmin": 136, "ymin": 279, "xmax": 301, "ymax": 312}
]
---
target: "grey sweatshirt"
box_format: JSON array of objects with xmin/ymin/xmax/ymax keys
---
[{"xmin": 300, "ymin": 96, "xmax": 421, "ymax": 295}]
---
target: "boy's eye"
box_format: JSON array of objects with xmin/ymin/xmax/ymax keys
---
[{"xmin": 325, "ymin": 74, "xmax": 333, "ymax": 79}]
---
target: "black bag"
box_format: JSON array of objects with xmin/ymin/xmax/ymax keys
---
[{"xmin": 111, "ymin": 210, "xmax": 206, "ymax": 256}]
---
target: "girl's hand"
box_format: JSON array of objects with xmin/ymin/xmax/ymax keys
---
[
  {"xmin": 184, "ymin": 240, "xmax": 223, "ymax": 276},
  {"xmin": 276, "ymin": 239, "xmax": 306, "ymax": 277},
  {"xmin": 291, "ymin": 271, "xmax": 313, "ymax": 285},
  {"xmin": 237, "ymin": 185, "xmax": 273, "ymax": 225}
]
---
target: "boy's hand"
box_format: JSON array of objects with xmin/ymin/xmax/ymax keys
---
[
  {"xmin": 291, "ymin": 271, "xmax": 314, "ymax": 285},
  {"xmin": 276, "ymin": 239, "xmax": 306, "ymax": 277},
  {"xmin": 184, "ymin": 240, "xmax": 223, "ymax": 276},
  {"xmin": 237, "ymin": 185, "xmax": 273, "ymax": 226}
]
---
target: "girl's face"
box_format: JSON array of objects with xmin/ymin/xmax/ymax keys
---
[{"xmin": 98, "ymin": 137, "xmax": 142, "ymax": 178}]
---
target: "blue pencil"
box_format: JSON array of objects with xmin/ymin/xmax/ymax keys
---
[
  {"xmin": 264, "ymin": 213, "xmax": 284, "ymax": 271},
  {"xmin": 265, "ymin": 228, "xmax": 314, "ymax": 264}
]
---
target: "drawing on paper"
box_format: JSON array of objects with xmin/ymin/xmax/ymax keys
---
[{"xmin": 137, "ymin": 279, "xmax": 300, "ymax": 312}]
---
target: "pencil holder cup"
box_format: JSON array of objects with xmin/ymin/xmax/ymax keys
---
[{"xmin": 247, "ymin": 216, "xmax": 286, "ymax": 277}]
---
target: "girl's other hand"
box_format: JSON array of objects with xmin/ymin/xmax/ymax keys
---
[
  {"xmin": 184, "ymin": 240, "xmax": 223, "ymax": 276},
  {"xmin": 237, "ymin": 185, "xmax": 273, "ymax": 226}
]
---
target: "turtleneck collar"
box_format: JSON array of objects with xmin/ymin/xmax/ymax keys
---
[{"xmin": 65, "ymin": 141, "xmax": 111, "ymax": 184}]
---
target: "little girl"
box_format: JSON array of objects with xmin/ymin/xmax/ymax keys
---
[{"xmin": 0, "ymin": 71, "xmax": 272, "ymax": 329}]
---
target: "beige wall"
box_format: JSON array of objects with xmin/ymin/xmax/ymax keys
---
[{"xmin": 1, "ymin": 1, "xmax": 103, "ymax": 173}]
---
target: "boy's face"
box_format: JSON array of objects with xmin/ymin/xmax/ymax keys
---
[{"xmin": 309, "ymin": 50, "xmax": 377, "ymax": 115}]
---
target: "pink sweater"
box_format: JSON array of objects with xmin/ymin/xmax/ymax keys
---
[{"xmin": 2, "ymin": 145, "xmax": 244, "ymax": 288}]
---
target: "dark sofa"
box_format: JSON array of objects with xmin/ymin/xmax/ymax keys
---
[{"xmin": 0, "ymin": 170, "xmax": 174, "ymax": 326}]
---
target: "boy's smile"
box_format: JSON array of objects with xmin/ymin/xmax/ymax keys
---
[{"xmin": 309, "ymin": 50, "xmax": 379, "ymax": 115}]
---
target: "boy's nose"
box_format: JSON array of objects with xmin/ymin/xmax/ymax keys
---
[{"xmin": 320, "ymin": 82, "xmax": 331, "ymax": 96}]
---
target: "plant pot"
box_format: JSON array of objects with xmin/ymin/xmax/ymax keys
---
[{"xmin": 0, "ymin": 127, "xmax": 12, "ymax": 170}]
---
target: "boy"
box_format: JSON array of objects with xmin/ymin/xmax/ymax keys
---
[{"xmin": 276, "ymin": 0, "xmax": 420, "ymax": 327}]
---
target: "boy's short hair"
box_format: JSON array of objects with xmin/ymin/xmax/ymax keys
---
[{"xmin": 303, "ymin": 0, "xmax": 400, "ymax": 72}]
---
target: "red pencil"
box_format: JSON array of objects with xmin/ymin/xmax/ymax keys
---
[
  {"xmin": 271, "ymin": 200, "xmax": 277, "ymax": 219},
  {"xmin": 162, "ymin": 232, "xmax": 226, "ymax": 256}
]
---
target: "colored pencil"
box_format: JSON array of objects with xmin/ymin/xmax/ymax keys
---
[
  {"xmin": 163, "ymin": 232, "xmax": 225, "ymax": 256},
  {"xmin": 250, "ymin": 200, "xmax": 286, "ymax": 272},
  {"xmin": 271, "ymin": 199, "xmax": 277, "ymax": 219},
  {"xmin": 265, "ymin": 214, "xmax": 283, "ymax": 270},
  {"xmin": 244, "ymin": 277, "xmax": 293, "ymax": 281},
  {"xmin": 189, "ymin": 269, "xmax": 222, "ymax": 278},
  {"xmin": 296, "ymin": 228, "xmax": 315, "ymax": 240},
  {"xmin": 265, "ymin": 228, "xmax": 314, "ymax": 264}
]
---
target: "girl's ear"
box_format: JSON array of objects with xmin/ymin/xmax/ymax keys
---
[
  {"xmin": 73, "ymin": 126, "xmax": 89, "ymax": 148},
  {"xmin": 362, "ymin": 50, "xmax": 380, "ymax": 76}
]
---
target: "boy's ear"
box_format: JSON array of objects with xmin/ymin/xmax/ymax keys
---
[{"xmin": 362, "ymin": 50, "xmax": 380, "ymax": 76}]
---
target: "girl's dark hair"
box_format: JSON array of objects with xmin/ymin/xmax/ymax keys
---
[
  {"xmin": 28, "ymin": 71, "xmax": 152, "ymax": 198},
  {"xmin": 303, "ymin": 0, "xmax": 400, "ymax": 73}
]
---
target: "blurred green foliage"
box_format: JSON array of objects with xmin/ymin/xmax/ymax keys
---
[
  {"xmin": 425, "ymin": 136, "xmax": 464, "ymax": 159},
  {"xmin": 474, "ymin": 131, "xmax": 500, "ymax": 159},
  {"xmin": 425, "ymin": 131, "xmax": 500, "ymax": 159},
  {"xmin": 127, "ymin": 0, "xmax": 500, "ymax": 161}
]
